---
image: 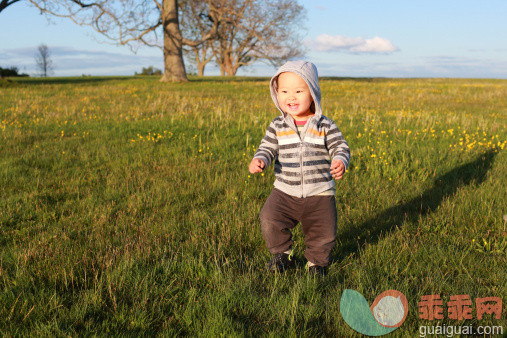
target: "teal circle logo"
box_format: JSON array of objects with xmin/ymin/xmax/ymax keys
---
[{"xmin": 340, "ymin": 289, "xmax": 409, "ymax": 336}]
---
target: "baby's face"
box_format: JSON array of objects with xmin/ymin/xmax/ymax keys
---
[{"xmin": 277, "ymin": 72, "xmax": 314, "ymax": 121}]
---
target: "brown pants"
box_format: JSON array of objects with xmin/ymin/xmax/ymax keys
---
[{"xmin": 259, "ymin": 188, "xmax": 337, "ymax": 267}]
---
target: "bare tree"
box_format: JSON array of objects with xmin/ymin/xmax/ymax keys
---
[
  {"xmin": 0, "ymin": 0, "xmax": 21, "ymax": 14},
  {"xmin": 190, "ymin": 40, "xmax": 214, "ymax": 76},
  {"xmin": 181, "ymin": 0, "xmax": 306, "ymax": 77},
  {"xmin": 35, "ymin": 44, "xmax": 54, "ymax": 77},
  {"xmin": 5, "ymin": 0, "xmax": 304, "ymax": 79},
  {"xmin": 24, "ymin": 0, "xmax": 220, "ymax": 82},
  {"xmin": 213, "ymin": 0, "xmax": 306, "ymax": 76},
  {"xmin": 180, "ymin": 0, "xmax": 215, "ymax": 76}
]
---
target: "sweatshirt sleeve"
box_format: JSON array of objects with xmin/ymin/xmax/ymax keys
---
[
  {"xmin": 253, "ymin": 119, "xmax": 279, "ymax": 168},
  {"xmin": 326, "ymin": 120, "xmax": 351, "ymax": 170}
]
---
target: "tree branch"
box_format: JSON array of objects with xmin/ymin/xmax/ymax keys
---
[{"xmin": 0, "ymin": 0, "xmax": 21, "ymax": 14}]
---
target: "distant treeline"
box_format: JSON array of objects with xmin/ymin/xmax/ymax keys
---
[
  {"xmin": 0, "ymin": 66, "xmax": 29, "ymax": 77},
  {"xmin": 135, "ymin": 66, "xmax": 162, "ymax": 76}
]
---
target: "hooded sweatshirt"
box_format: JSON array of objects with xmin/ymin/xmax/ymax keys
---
[{"xmin": 253, "ymin": 60, "xmax": 350, "ymax": 198}]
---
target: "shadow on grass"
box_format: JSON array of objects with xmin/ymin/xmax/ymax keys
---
[
  {"xmin": 332, "ymin": 150, "xmax": 497, "ymax": 263},
  {"xmin": 229, "ymin": 310, "xmax": 336, "ymax": 336}
]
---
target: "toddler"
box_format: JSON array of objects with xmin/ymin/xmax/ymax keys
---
[{"xmin": 249, "ymin": 61, "xmax": 350, "ymax": 276}]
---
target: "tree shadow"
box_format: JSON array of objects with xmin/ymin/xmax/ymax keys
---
[{"xmin": 332, "ymin": 150, "xmax": 497, "ymax": 263}]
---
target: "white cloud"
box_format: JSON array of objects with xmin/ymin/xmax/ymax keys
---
[{"xmin": 306, "ymin": 34, "xmax": 399, "ymax": 53}]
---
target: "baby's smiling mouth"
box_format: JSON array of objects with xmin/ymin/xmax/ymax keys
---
[{"xmin": 288, "ymin": 103, "xmax": 299, "ymax": 111}]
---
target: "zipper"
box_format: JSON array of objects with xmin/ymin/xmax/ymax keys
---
[
  {"xmin": 289, "ymin": 114, "xmax": 310, "ymax": 198},
  {"xmin": 300, "ymin": 140, "xmax": 304, "ymax": 197},
  {"xmin": 299, "ymin": 119, "xmax": 310, "ymax": 198}
]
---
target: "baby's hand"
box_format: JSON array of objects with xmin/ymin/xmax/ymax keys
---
[
  {"xmin": 249, "ymin": 158, "xmax": 265, "ymax": 173},
  {"xmin": 330, "ymin": 159, "xmax": 345, "ymax": 180}
]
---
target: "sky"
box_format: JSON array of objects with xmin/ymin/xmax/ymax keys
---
[{"xmin": 1, "ymin": 0, "xmax": 506, "ymax": 78}]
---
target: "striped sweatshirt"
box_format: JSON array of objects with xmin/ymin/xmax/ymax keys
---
[{"xmin": 253, "ymin": 61, "xmax": 351, "ymax": 198}]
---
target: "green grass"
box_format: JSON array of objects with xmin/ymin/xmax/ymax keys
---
[{"xmin": 1, "ymin": 75, "xmax": 506, "ymax": 336}]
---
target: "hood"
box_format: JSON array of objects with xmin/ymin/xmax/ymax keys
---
[{"xmin": 270, "ymin": 60, "xmax": 322, "ymax": 119}]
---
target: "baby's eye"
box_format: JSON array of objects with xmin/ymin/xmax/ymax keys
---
[{"xmin": 297, "ymin": 90, "xmax": 303, "ymax": 93}]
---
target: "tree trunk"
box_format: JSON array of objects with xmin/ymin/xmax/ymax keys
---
[
  {"xmin": 197, "ymin": 63, "xmax": 205, "ymax": 76},
  {"xmin": 160, "ymin": 0, "xmax": 188, "ymax": 82},
  {"xmin": 224, "ymin": 53, "xmax": 237, "ymax": 76},
  {"xmin": 195, "ymin": 48, "xmax": 206, "ymax": 76}
]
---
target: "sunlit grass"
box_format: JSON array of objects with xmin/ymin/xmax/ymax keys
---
[{"xmin": 0, "ymin": 76, "xmax": 505, "ymax": 335}]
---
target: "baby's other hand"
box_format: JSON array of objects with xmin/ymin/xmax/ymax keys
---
[
  {"xmin": 249, "ymin": 158, "xmax": 265, "ymax": 174},
  {"xmin": 330, "ymin": 159, "xmax": 345, "ymax": 180}
]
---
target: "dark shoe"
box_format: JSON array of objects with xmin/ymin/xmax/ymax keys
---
[
  {"xmin": 266, "ymin": 252, "xmax": 295, "ymax": 272},
  {"xmin": 308, "ymin": 265, "xmax": 326, "ymax": 277}
]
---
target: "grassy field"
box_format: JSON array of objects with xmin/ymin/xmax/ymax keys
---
[{"xmin": 0, "ymin": 75, "xmax": 506, "ymax": 336}]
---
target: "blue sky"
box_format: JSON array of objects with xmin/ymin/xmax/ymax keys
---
[{"xmin": 1, "ymin": 0, "xmax": 506, "ymax": 78}]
